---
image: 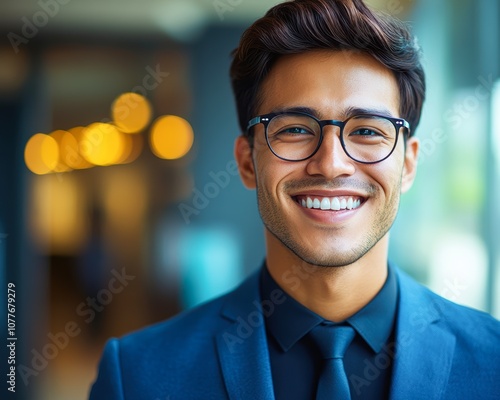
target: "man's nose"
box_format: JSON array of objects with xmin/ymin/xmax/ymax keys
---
[{"xmin": 305, "ymin": 126, "xmax": 356, "ymax": 178}]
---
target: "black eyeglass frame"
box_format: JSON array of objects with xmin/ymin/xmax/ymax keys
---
[{"xmin": 246, "ymin": 111, "xmax": 411, "ymax": 164}]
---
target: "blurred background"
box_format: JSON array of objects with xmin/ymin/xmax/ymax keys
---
[{"xmin": 0, "ymin": 0, "xmax": 499, "ymax": 399}]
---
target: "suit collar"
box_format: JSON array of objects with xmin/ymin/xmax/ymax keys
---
[
  {"xmin": 214, "ymin": 265, "xmax": 457, "ymax": 400},
  {"xmin": 216, "ymin": 268, "xmax": 275, "ymax": 400},
  {"xmin": 390, "ymin": 267, "xmax": 456, "ymax": 400},
  {"xmin": 218, "ymin": 268, "xmax": 262, "ymax": 322}
]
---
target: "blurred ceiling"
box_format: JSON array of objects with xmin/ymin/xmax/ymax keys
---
[{"xmin": 1, "ymin": 0, "xmax": 415, "ymax": 41}]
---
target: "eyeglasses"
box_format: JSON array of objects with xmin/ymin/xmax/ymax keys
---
[{"xmin": 246, "ymin": 112, "xmax": 410, "ymax": 164}]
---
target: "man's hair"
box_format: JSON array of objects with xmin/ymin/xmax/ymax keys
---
[{"xmin": 230, "ymin": 0, "xmax": 425, "ymax": 136}]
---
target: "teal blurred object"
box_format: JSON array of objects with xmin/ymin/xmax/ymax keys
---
[{"xmin": 179, "ymin": 226, "xmax": 244, "ymax": 308}]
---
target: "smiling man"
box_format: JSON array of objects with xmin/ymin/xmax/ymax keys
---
[
  {"xmin": 237, "ymin": 49, "xmax": 416, "ymax": 328},
  {"xmin": 90, "ymin": 1, "xmax": 500, "ymax": 399}
]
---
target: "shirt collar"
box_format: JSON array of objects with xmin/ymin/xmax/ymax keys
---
[
  {"xmin": 260, "ymin": 263, "xmax": 398, "ymax": 354},
  {"xmin": 260, "ymin": 265, "xmax": 322, "ymax": 352},
  {"xmin": 347, "ymin": 266, "xmax": 398, "ymax": 353}
]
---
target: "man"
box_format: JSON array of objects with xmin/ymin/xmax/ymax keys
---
[{"xmin": 90, "ymin": 0, "xmax": 500, "ymax": 399}]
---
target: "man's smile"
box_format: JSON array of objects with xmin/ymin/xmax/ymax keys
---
[{"xmin": 294, "ymin": 195, "xmax": 363, "ymax": 211}]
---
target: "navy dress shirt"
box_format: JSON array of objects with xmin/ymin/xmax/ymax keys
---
[{"xmin": 260, "ymin": 264, "xmax": 398, "ymax": 400}]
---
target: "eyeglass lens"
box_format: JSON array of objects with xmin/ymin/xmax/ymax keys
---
[{"xmin": 266, "ymin": 114, "xmax": 398, "ymax": 162}]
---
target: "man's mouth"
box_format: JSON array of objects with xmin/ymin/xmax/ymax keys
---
[{"xmin": 294, "ymin": 195, "xmax": 363, "ymax": 211}]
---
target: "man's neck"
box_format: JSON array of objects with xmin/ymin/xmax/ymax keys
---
[{"xmin": 265, "ymin": 232, "xmax": 389, "ymax": 322}]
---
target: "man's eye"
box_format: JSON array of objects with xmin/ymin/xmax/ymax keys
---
[
  {"xmin": 279, "ymin": 127, "xmax": 313, "ymax": 135},
  {"xmin": 350, "ymin": 128, "xmax": 381, "ymax": 136}
]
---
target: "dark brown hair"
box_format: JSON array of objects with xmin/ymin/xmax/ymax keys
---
[{"xmin": 230, "ymin": 0, "xmax": 425, "ymax": 136}]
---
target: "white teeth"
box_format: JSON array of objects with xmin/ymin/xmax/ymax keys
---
[
  {"xmin": 300, "ymin": 196, "xmax": 362, "ymax": 211},
  {"xmin": 330, "ymin": 197, "xmax": 341, "ymax": 210},
  {"xmin": 320, "ymin": 198, "xmax": 330, "ymax": 210}
]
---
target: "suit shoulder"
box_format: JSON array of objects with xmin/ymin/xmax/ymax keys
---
[
  {"xmin": 431, "ymin": 291, "xmax": 499, "ymax": 342},
  {"xmin": 398, "ymin": 269, "xmax": 499, "ymax": 347},
  {"xmin": 120, "ymin": 289, "xmax": 232, "ymax": 346},
  {"xmin": 89, "ymin": 279, "xmax": 251, "ymax": 399},
  {"xmin": 114, "ymin": 268, "xmax": 260, "ymax": 351}
]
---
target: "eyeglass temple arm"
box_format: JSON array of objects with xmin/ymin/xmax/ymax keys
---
[
  {"xmin": 247, "ymin": 116, "xmax": 262, "ymax": 131},
  {"xmin": 247, "ymin": 115, "xmax": 274, "ymax": 131}
]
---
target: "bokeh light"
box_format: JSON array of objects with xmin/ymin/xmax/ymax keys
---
[
  {"xmin": 112, "ymin": 92, "xmax": 152, "ymax": 134},
  {"xmin": 50, "ymin": 130, "xmax": 73, "ymax": 172},
  {"xmin": 80, "ymin": 123, "xmax": 125, "ymax": 166},
  {"xmin": 64, "ymin": 127, "xmax": 94, "ymax": 170},
  {"xmin": 119, "ymin": 133, "xmax": 144, "ymax": 164},
  {"xmin": 24, "ymin": 134, "xmax": 59, "ymax": 175},
  {"xmin": 116, "ymin": 131, "xmax": 133, "ymax": 164},
  {"xmin": 150, "ymin": 115, "xmax": 194, "ymax": 160}
]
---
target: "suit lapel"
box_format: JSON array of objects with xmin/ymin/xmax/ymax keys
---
[
  {"xmin": 390, "ymin": 269, "xmax": 456, "ymax": 400},
  {"xmin": 215, "ymin": 270, "xmax": 275, "ymax": 400}
]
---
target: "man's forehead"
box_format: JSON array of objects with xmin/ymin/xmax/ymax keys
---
[{"xmin": 256, "ymin": 51, "xmax": 401, "ymax": 118}]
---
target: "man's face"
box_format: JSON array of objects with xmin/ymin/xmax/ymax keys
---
[{"xmin": 236, "ymin": 50, "xmax": 419, "ymax": 267}]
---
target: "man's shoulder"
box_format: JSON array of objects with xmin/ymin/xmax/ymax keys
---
[
  {"xmin": 89, "ymin": 272, "xmax": 262, "ymax": 399},
  {"xmin": 117, "ymin": 268, "xmax": 261, "ymax": 351},
  {"xmin": 396, "ymin": 267, "xmax": 500, "ymax": 345},
  {"xmin": 122, "ymin": 293, "xmax": 227, "ymax": 345},
  {"xmin": 431, "ymin": 288, "xmax": 499, "ymax": 342}
]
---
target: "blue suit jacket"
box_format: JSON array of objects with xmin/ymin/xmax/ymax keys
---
[{"xmin": 89, "ymin": 266, "xmax": 500, "ymax": 399}]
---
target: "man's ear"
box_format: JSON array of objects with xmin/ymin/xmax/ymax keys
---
[
  {"xmin": 234, "ymin": 135, "xmax": 256, "ymax": 189},
  {"xmin": 401, "ymin": 136, "xmax": 419, "ymax": 193}
]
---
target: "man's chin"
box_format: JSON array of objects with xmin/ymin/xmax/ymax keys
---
[{"xmin": 276, "ymin": 236, "xmax": 368, "ymax": 268}]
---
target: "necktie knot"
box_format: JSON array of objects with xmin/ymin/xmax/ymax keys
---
[{"xmin": 310, "ymin": 324, "xmax": 355, "ymax": 360}]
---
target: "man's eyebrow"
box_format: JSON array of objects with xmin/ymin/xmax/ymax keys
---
[
  {"xmin": 267, "ymin": 106, "xmax": 398, "ymax": 119},
  {"xmin": 343, "ymin": 106, "xmax": 396, "ymax": 119},
  {"xmin": 269, "ymin": 106, "xmax": 318, "ymax": 116}
]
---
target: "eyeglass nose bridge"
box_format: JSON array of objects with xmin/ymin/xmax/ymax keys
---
[
  {"xmin": 317, "ymin": 119, "xmax": 347, "ymax": 137},
  {"xmin": 315, "ymin": 119, "xmax": 348, "ymax": 149},
  {"xmin": 306, "ymin": 119, "xmax": 351, "ymax": 162}
]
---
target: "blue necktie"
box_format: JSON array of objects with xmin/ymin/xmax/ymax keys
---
[{"xmin": 310, "ymin": 324, "xmax": 355, "ymax": 400}]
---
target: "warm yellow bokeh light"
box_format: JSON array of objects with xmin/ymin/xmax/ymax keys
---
[
  {"xmin": 80, "ymin": 123, "xmax": 125, "ymax": 166},
  {"xmin": 67, "ymin": 127, "xmax": 94, "ymax": 169},
  {"xmin": 50, "ymin": 130, "xmax": 73, "ymax": 172},
  {"xmin": 116, "ymin": 131, "xmax": 133, "ymax": 164},
  {"xmin": 150, "ymin": 115, "xmax": 194, "ymax": 160},
  {"xmin": 25, "ymin": 134, "xmax": 59, "ymax": 175},
  {"xmin": 30, "ymin": 174, "xmax": 89, "ymax": 255},
  {"xmin": 120, "ymin": 133, "xmax": 143, "ymax": 164},
  {"xmin": 112, "ymin": 92, "xmax": 152, "ymax": 134}
]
